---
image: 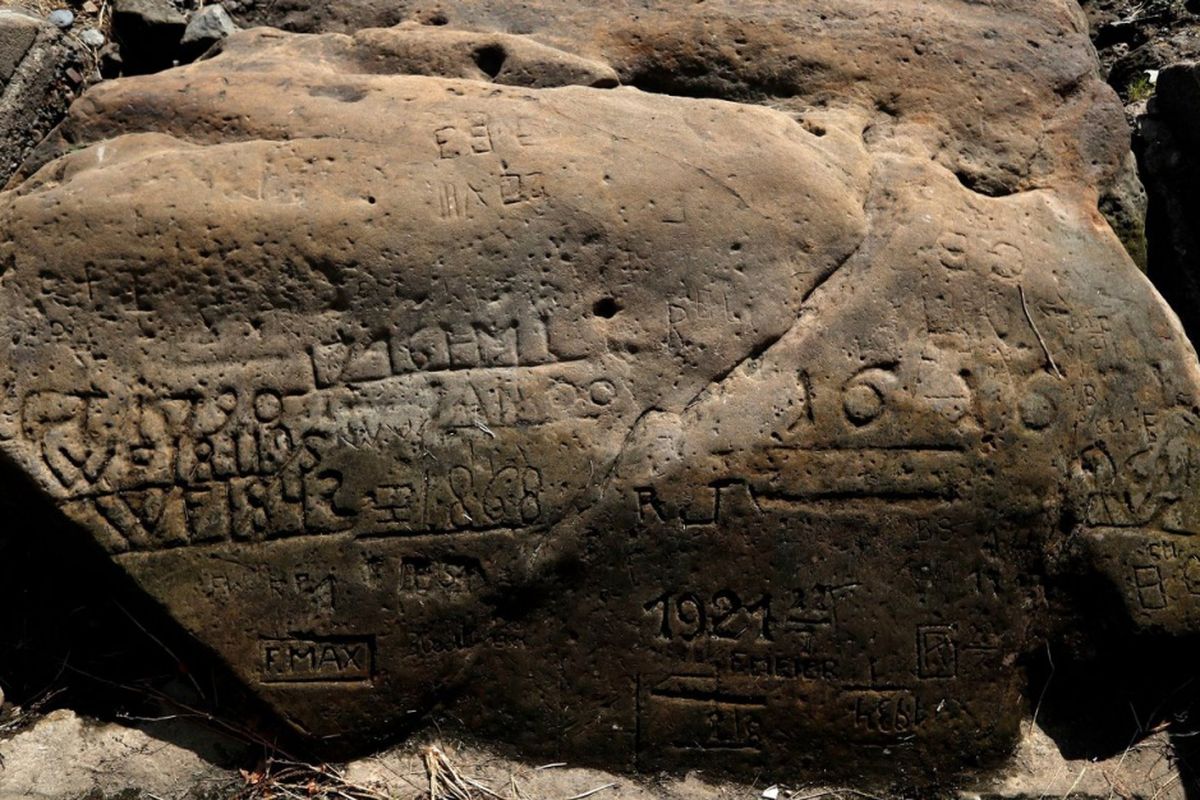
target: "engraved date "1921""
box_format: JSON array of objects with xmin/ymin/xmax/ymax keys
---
[{"xmin": 644, "ymin": 590, "xmax": 773, "ymax": 642}]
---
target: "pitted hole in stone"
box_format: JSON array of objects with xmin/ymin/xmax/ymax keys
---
[
  {"xmin": 593, "ymin": 296, "xmax": 621, "ymax": 318},
  {"xmin": 308, "ymin": 84, "xmax": 368, "ymax": 103},
  {"xmin": 473, "ymin": 44, "xmax": 507, "ymax": 80},
  {"xmin": 801, "ymin": 119, "xmax": 827, "ymax": 137}
]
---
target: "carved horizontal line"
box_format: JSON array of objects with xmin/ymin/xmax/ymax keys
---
[
  {"xmin": 756, "ymin": 489, "xmax": 954, "ymax": 502},
  {"xmin": 649, "ymin": 688, "xmax": 768, "ymax": 706},
  {"xmin": 768, "ymin": 443, "xmax": 969, "ymax": 453},
  {"xmin": 338, "ymin": 356, "xmax": 592, "ymax": 384},
  {"xmin": 354, "ymin": 524, "xmax": 529, "ymax": 540},
  {"xmin": 666, "ymin": 744, "xmax": 764, "ymax": 753},
  {"xmin": 259, "ymin": 675, "xmax": 373, "ymax": 684}
]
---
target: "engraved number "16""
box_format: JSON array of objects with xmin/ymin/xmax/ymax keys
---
[{"xmin": 643, "ymin": 590, "xmax": 772, "ymax": 641}]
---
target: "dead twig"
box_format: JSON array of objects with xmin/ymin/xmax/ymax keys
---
[
  {"xmin": 1018, "ymin": 285, "xmax": 1064, "ymax": 380},
  {"xmin": 112, "ymin": 598, "xmax": 207, "ymax": 703},
  {"xmin": 562, "ymin": 784, "xmax": 616, "ymax": 800},
  {"xmin": 233, "ymin": 757, "xmax": 390, "ymax": 800},
  {"xmin": 423, "ymin": 745, "xmax": 508, "ymax": 800},
  {"xmin": 1030, "ymin": 641, "xmax": 1056, "ymax": 734}
]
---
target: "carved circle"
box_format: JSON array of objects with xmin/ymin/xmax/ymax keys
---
[
  {"xmin": 588, "ymin": 379, "xmax": 617, "ymax": 406},
  {"xmin": 1185, "ymin": 557, "xmax": 1200, "ymax": 596},
  {"xmin": 988, "ymin": 242, "xmax": 1025, "ymax": 279},
  {"xmin": 937, "ymin": 231, "xmax": 970, "ymax": 270},
  {"xmin": 255, "ymin": 390, "xmax": 283, "ymax": 422},
  {"xmin": 216, "ymin": 390, "xmax": 238, "ymax": 413},
  {"xmin": 843, "ymin": 383, "xmax": 884, "ymax": 425}
]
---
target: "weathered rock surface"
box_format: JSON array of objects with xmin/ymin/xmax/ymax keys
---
[
  {"xmin": 1, "ymin": 3, "xmax": 1199, "ymax": 793},
  {"xmin": 180, "ymin": 4, "xmax": 238, "ymax": 58},
  {"xmin": 229, "ymin": 0, "xmax": 1151, "ymax": 266},
  {"xmin": 0, "ymin": 9, "xmax": 81, "ymax": 185},
  {"xmin": 221, "ymin": 0, "xmax": 1130, "ymax": 200},
  {"xmin": 1076, "ymin": 2, "xmax": 1200, "ymax": 327}
]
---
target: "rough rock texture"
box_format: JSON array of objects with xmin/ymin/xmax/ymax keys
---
[
  {"xmin": 0, "ymin": 711, "xmax": 1187, "ymax": 800},
  {"xmin": 219, "ymin": 0, "xmax": 1131, "ymax": 201},
  {"xmin": 180, "ymin": 4, "xmax": 238, "ymax": 59},
  {"xmin": 225, "ymin": 0, "xmax": 1153, "ymax": 270},
  {"xmin": 1, "ymin": 4, "xmax": 1199, "ymax": 794},
  {"xmin": 0, "ymin": 9, "xmax": 81, "ymax": 186}
]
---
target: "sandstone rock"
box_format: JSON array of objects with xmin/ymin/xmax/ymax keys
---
[
  {"xmin": 227, "ymin": 0, "xmax": 1148, "ymax": 261},
  {"xmin": 181, "ymin": 4, "xmax": 238, "ymax": 57},
  {"xmin": 223, "ymin": 0, "xmax": 1130, "ymax": 201},
  {"xmin": 0, "ymin": 10, "xmax": 81, "ymax": 186},
  {"xmin": 1100, "ymin": 149, "xmax": 1150, "ymax": 270},
  {"xmin": 0, "ymin": 11, "xmax": 38, "ymax": 82},
  {"xmin": 1, "ymin": 5, "xmax": 1199, "ymax": 793}
]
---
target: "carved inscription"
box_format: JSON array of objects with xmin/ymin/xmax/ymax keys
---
[
  {"xmin": 641, "ymin": 675, "xmax": 766, "ymax": 755},
  {"xmin": 311, "ymin": 316, "xmax": 568, "ymax": 388},
  {"xmin": 644, "ymin": 590, "xmax": 773, "ymax": 641},
  {"xmin": 916, "ymin": 625, "xmax": 957, "ymax": 679},
  {"xmin": 850, "ymin": 690, "xmax": 925, "ymax": 735},
  {"xmin": 7, "ymin": 28, "xmax": 1200, "ymax": 782},
  {"xmin": 260, "ymin": 637, "xmax": 374, "ymax": 683}
]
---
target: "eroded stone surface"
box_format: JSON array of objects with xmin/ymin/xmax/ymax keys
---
[
  {"xmin": 1, "ymin": 8, "xmax": 1199, "ymax": 791},
  {"xmin": 222, "ymin": 1, "xmax": 1129, "ymax": 198}
]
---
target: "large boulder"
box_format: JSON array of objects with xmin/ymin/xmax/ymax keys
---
[{"xmin": 1, "ymin": 5, "xmax": 1198, "ymax": 792}]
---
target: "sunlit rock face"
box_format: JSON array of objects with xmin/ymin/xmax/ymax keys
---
[{"xmin": 2, "ymin": 5, "xmax": 1198, "ymax": 790}]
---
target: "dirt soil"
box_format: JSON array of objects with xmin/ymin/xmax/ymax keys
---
[{"xmin": 0, "ymin": 709, "xmax": 1190, "ymax": 800}]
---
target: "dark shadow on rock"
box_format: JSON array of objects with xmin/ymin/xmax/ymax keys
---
[
  {"xmin": 1137, "ymin": 63, "xmax": 1200, "ymax": 348},
  {"xmin": 0, "ymin": 453, "xmax": 281, "ymax": 768},
  {"xmin": 1027, "ymin": 566, "xmax": 1200, "ymax": 797}
]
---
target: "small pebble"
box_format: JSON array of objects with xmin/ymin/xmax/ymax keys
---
[
  {"xmin": 80, "ymin": 27, "xmax": 105, "ymax": 47},
  {"xmin": 47, "ymin": 8, "xmax": 74, "ymax": 28}
]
